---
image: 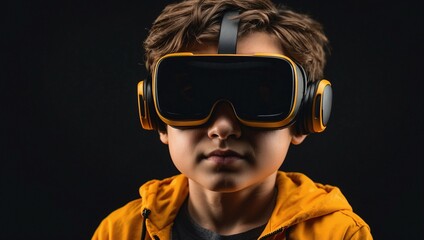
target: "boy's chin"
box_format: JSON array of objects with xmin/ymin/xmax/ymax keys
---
[{"xmin": 190, "ymin": 172, "xmax": 271, "ymax": 193}]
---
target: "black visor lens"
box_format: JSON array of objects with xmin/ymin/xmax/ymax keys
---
[{"xmin": 155, "ymin": 55, "xmax": 295, "ymax": 122}]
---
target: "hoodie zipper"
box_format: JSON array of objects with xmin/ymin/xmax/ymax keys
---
[{"xmin": 141, "ymin": 208, "xmax": 151, "ymax": 240}]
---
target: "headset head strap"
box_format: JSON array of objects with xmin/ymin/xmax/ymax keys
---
[{"xmin": 218, "ymin": 11, "xmax": 240, "ymax": 54}]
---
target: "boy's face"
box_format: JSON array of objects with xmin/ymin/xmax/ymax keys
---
[{"xmin": 159, "ymin": 32, "xmax": 306, "ymax": 192}]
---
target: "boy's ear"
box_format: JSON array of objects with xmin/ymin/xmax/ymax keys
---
[
  {"xmin": 291, "ymin": 134, "xmax": 307, "ymax": 145},
  {"xmin": 159, "ymin": 130, "xmax": 169, "ymax": 144}
]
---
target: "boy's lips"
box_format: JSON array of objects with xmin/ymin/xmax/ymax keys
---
[{"xmin": 204, "ymin": 150, "xmax": 245, "ymax": 164}]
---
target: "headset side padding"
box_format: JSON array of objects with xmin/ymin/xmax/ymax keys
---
[
  {"xmin": 296, "ymin": 79, "xmax": 332, "ymax": 135},
  {"xmin": 137, "ymin": 77, "xmax": 160, "ymax": 130}
]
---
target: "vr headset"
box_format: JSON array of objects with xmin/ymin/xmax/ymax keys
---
[{"xmin": 137, "ymin": 11, "xmax": 332, "ymax": 134}]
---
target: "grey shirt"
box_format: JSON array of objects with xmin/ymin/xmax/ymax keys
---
[{"xmin": 172, "ymin": 200, "xmax": 265, "ymax": 240}]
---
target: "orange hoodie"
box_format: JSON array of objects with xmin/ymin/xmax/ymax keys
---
[{"xmin": 92, "ymin": 171, "xmax": 372, "ymax": 239}]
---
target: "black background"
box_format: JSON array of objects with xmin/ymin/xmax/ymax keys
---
[{"xmin": 3, "ymin": 0, "xmax": 423, "ymax": 239}]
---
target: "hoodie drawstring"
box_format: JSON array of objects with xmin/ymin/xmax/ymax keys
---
[{"xmin": 141, "ymin": 208, "xmax": 151, "ymax": 240}]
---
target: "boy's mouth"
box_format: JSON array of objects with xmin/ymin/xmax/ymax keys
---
[{"xmin": 204, "ymin": 150, "xmax": 244, "ymax": 164}]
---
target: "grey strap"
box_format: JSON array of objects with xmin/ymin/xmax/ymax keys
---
[{"xmin": 217, "ymin": 11, "xmax": 240, "ymax": 54}]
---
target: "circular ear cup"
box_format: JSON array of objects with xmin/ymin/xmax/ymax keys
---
[
  {"xmin": 296, "ymin": 79, "xmax": 333, "ymax": 134},
  {"xmin": 137, "ymin": 77, "xmax": 159, "ymax": 130}
]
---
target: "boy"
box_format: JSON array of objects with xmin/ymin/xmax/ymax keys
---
[{"xmin": 92, "ymin": 0, "xmax": 373, "ymax": 239}]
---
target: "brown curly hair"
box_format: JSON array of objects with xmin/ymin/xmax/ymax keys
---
[{"xmin": 143, "ymin": 0, "xmax": 330, "ymax": 82}]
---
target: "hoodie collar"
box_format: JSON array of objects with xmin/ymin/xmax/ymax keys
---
[
  {"xmin": 267, "ymin": 172, "xmax": 353, "ymax": 229},
  {"xmin": 139, "ymin": 172, "xmax": 353, "ymax": 236},
  {"xmin": 139, "ymin": 174, "xmax": 189, "ymax": 235}
]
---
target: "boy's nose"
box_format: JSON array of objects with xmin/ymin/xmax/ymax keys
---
[{"xmin": 207, "ymin": 101, "xmax": 242, "ymax": 140}]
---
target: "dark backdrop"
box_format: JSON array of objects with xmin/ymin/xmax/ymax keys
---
[{"xmin": 3, "ymin": 0, "xmax": 423, "ymax": 239}]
